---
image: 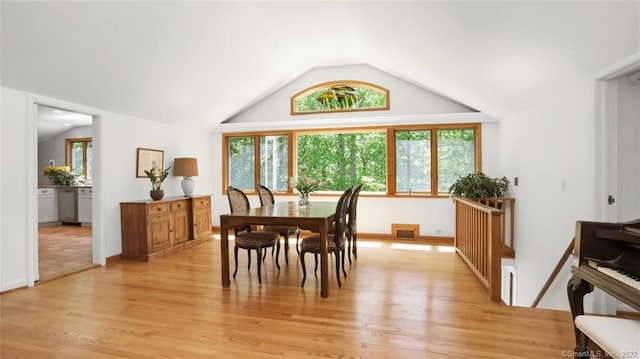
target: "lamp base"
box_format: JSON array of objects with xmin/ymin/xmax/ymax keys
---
[{"xmin": 181, "ymin": 176, "xmax": 195, "ymax": 197}]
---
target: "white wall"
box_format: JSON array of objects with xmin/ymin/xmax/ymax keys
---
[
  {"xmin": 0, "ymin": 86, "xmax": 216, "ymax": 291},
  {"xmin": 499, "ymin": 73, "xmax": 620, "ymax": 310},
  {"xmin": 98, "ymin": 109, "xmax": 216, "ymax": 257},
  {"xmin": 1, "ymin": 88, "xmax": 31, "ymax": 290},
  {"xmin": 226, "ymin": 64, "xmax": 476, "ymax": 123}
]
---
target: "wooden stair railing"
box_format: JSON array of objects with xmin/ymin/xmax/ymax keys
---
[
  {"xmin": 531, "ymin": 237, "xmax": 575, "ymax": 308},
  {"xmin": 454, "ymin": 197, "xmax": 504, "ymax": 302},
  {"xmin": 478, "ymin": 197, "xmax": 516, "ymax": 258}
]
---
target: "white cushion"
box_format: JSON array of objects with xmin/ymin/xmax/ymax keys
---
[{"xmin": 575, "ymin": 315, "xmax": 640, "ymax": 358}]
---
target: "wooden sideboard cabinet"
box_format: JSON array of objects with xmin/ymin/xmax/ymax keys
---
[{"xmin": 119, "ymin": 195, "xmax": 213, "ymax": 261}]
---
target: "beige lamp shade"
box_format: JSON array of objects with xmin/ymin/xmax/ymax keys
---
[{"xmin": 173, "ymin": 158, "xmax": 198, "ymax": 177}]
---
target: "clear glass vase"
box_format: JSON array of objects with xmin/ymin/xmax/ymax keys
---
[{"xmin": 298, "ymin": 192, "xmax": 310, "ymax": 207}]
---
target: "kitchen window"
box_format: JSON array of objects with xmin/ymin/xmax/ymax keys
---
[{"xmin": 65, "ymin": 137, "xmax": 92, "ymax": 179}]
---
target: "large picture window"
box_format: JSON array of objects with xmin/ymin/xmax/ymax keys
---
[
  {"xmin": 222, "ymin": 124, "xmax": 480, "ymax": 197},
  {"xmin": 297, "ymin": 131, "xmax": 387, "ymax": 192}
]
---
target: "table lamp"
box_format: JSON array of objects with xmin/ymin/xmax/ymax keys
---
[{"xmin": 173, "ymin": 158, "xmax": 198, "ymax": 197}]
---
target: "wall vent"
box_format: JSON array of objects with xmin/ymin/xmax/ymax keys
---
[{"xmin": 391, "ymin": 224, "xmax": 419, "ymax": 240}]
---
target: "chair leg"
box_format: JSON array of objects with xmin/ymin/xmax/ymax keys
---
[
  {"xmin": 352, "ymin": 233, "xmax": 358, "ymax": 258},
  {"xmin": 256, "ymin": 247, "xmax": 263, "ymax": 284},
  {"xmin": 247, "ymin": 250, "xmax": 251, "ymax": 270},
  {"xmin": 300, "ymin": 250, "xmax": 307, "ymax": 287},
  {"xmin": 347, "ymin": 236, "xmax": 352, "ymax": 265},
  {"xmin": 334, "ymin": 250, "xmax": 342, "ymax": 288},
  {"xmin": 296, "ymin": 231, "xmax": 300, "ymax": 254},
  {"xmin": 341, "ymin": 249, "xmax": 347, "ymax": 278},
  {"xmin": 233, "ymin": 245, "xmax": 239, "ymax": 278},
  {"xmin": 283, "ymin": 234, "xmax": 289, "ymax": 265},
  {"xmin": 274, "ymin": 242, "xmax": 280, "ymax": 270},
  {"xmin": 313, "ymin": 253, "xmax": 318, "ymax": 275}
]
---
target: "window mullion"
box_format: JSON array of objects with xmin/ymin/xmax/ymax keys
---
[
  {"xmin": 254, "ymin": 135, "xmax": 260, "ymax": 191},
  {"xmin": 387, "ymin": 129, "xmax": 396, "ymax": 195},
  {"xmin": 288, "ymin": 132, "xmax": 296, "ymax": 194},
  {"xmin": 431, "ymin": 129, "xmax": 438, "ymax": 195}
]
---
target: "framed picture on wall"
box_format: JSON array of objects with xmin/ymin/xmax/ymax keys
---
[{"xmin": 136, "ymin": 148, "xmax": 164, "ymax": 178}]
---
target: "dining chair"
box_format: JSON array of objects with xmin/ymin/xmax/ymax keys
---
[
  {"xmin": 328, "ymin": 183, "xmax": 362, "ymax": 265},
  {"xmin": 299, "ymin": 186, "xmax": 354, "ymax": 288},
  {"xmin": 346, "ymin": 183, "xmax": 363, "ymax": 263},
  {"xmin": 226, "ymin": 186, "xmax": 281, "ymax": 284},
  {"xmin": 257, "ymin": 184, "xmax": 301, "ymax": 265}
]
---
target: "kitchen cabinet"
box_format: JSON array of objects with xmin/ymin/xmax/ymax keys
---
[
  {"xmin": 37, "ymin": 187, "xmax": 58, "ymax": 223},
  {"xmin": 119, "ymin": 195, "xmax": 213, "ymax": 261},
  {"xmin": 78, "ymin": 187, "xmax": 92, "ymax": 224}
]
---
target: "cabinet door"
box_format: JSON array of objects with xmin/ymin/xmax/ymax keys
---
[
  {"xmin": 78, "ymin": 189, "xmax": 92, "ymax": 224},
  {"xmin": 193, "ymin": 207, "xmax": 212, "ymax": 239},
  {"xmin": 38, "ymin": 189, "xmax": 58, "ymax": 223},
  {"xmin": 191, "ymin": 196, "xmax": 212, "ymax": 239},
  {"xmin": 173, "ymin": 211, "xmax": 190, "ymax": 244},
  {"xmin": 149, "ymin": 214, "xmax": 172, "ymax": 252}
]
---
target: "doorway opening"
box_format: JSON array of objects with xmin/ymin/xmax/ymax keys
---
[{"xmin": 37, "ymin": 104, "xmax": 95, "ymax": 282}]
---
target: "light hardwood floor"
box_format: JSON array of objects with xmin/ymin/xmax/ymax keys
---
[
  {"xmin": 38, "ymin": 225, "xmax": 95, "ymax": 282},
  {"xmin": 1, "ymin": 237, "xmax": 575, "ymax": 358}
]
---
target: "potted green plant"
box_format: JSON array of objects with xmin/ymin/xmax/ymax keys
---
[
  {"xmin": 448, "ymin": 172, "xmax": 509, "ymax": 202},
  {"xmin": 144, "ymin": 165, "xmax": 171, "ymax": 200}
]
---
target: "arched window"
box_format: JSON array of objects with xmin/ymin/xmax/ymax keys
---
[{"xmin": 291, "ymin": 80, "xmax": 389, "ymax": 115}]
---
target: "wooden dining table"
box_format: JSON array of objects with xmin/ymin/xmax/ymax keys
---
[{"xmin": 219, "ymin": 200, "xmax": 337, "ymax": 297}]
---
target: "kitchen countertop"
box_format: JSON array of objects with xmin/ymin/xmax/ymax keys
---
[{"xmin": 38, "ymin": 185, "xmax": 93, "ymax": 188}]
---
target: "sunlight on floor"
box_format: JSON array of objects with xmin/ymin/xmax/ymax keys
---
[
  {"xmin": 213, "ymin": 234, "xmax": 455, "ymax": 252},
  {"xmin": 355, "ymin": 241, "xmax": 383, "ymax": 248},
  {"xmin": 391, "ymin": 243, "xmax": 432, "ymax": 251},
  {"xmin": 437, "ymin": 246, "xmax": 455, "ymax": 253},
  {"xmin": 390, "ymin": 243, "xmax": 455, "ymax": 252}
]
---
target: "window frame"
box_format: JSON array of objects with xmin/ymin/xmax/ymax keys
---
[
  {"xmin": 65, "ymin": 137, "xmax": 92, "ymax": 179},
  {"xmin": 222, "ymin": 123, "xmax": 481, "ymax": 197}
]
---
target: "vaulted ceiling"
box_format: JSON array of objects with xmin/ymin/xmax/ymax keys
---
[{"xmin": 2, "ymin": 2, "xmax": 638, "ymax": 131}]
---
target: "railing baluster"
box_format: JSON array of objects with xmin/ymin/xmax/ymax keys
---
[{"xmin": 453, "ymin": 197, "xmax": 506, "ymax": 302}]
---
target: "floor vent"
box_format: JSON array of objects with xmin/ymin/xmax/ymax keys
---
[{"xmin": 391, "ymin": 224, "xmax": 419, "ymax": 240}]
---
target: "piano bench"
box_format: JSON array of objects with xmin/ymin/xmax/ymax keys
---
[{"xmin": 575, "ymin": 315, "xmax": 640, "ymax": 358}]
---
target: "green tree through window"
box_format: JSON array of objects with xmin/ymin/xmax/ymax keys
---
[
  {"xmin": 228, "ymin": 136, "xmax": 255, "ymax": 190},
  {"xmin": 222, "ymin": 124, "xmax": 479, "ymax": 196},
  {"xmin": 65, "ymin": 137, "xmax": 92, "ymax": 179},
  {"xmin": 297, "ymin": 132, "xmax": 387, "ymax": 192},
  {"xmin": 260, "ymin": 135, "xmax": 288, "ymax": 191}
]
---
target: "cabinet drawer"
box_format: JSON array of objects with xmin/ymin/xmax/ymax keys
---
[
  {"xmin": 78, "ymin": 188, "xmax": 92, "ymax": 196},
  {"xmin": 193, "ymin": 196, "xmax": 210, "ymax": 208},
  {"xmin": 37, "ymin": 188, "xmax": 56, "ymax": 196},
  {"xmin": 171, "ymin": 200, "xmax": 188, "ymax": 212},
  {"xmin": 148, "ymin": 202, "xmax": 171, "ymax": 216}
]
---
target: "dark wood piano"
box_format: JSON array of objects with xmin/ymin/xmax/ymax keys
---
[{"xmin": 567, "ymin": 218, "xmax": 640, "ymax": 355}]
